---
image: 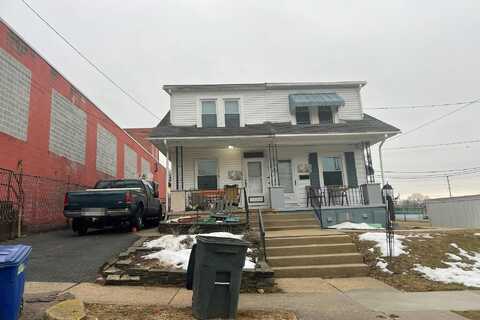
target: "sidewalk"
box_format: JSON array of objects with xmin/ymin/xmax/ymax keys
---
[{"xmin": 24, "ymin": 278, "xmax": 478, "ymax": 320}]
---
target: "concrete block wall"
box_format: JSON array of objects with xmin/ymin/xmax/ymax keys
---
[{"xmin": 0, "ymin": 21, "xmax": 166, "ymax": 229}]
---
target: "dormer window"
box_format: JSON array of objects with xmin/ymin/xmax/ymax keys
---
[
  {"xmin": 318, "ymin": 107, "xmax": 333, "ymax": 124},
  {"xmin": 201, "ymin": 100, "xmax": 217, "ymax": 128},
  {"xmin": 224, "ymin": 99, "xmax": 240, "ymax": 128},
  {"xmin": 295, "ymin": 107, "xmax": 311, "ymax": 125}
]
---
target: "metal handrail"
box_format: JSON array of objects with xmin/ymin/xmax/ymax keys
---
[
  {"xmin": 243, "ymin": 187, "xmax": 250, "ymax": 229},
  {"xmin": 257, "ymin": 209, "xmax": 267, "ymax": 262}
]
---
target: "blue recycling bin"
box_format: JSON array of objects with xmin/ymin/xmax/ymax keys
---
[{"xmin": 0, "ymin": 245, "xmax": 32, "ymax": 320}]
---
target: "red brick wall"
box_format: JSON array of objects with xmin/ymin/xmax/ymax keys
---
[{"xmin": 0, "ymin": 21, "xmax": 166, "ymax": 228}]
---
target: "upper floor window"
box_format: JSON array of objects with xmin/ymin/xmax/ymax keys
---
[
  {"xmin": 224, "ymin": 100, "xmax": 240, "ymax": 128},
  {"xmin": 295, "ymin": 107, "xmax": 310, "ymax": 125},
  {"xmin": 318, "ymin": 107, "xmax": 333, "ymax": 124},
  {"xmin": 201, "ymin": 100, "xmax": 217, "ymax": 128}
]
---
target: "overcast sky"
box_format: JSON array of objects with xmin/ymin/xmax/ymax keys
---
[{"xmin": 1, "ymin": 0, "xmax": 479, "ymax": 198}]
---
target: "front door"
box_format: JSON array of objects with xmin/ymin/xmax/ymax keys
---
[
  {"xmin": 245, "ymin": 158, "xmax": 265, "ymax": 205},
  {"xmin": 278, "ymin": 160, "xmax": 297, "ymax": 206}
]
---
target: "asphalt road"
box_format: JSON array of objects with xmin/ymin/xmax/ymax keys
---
[{"xmin": 4, "ymin": 227, "xmax": 140, "ymax": 283}]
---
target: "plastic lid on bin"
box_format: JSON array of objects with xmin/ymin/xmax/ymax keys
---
[
  {"xmin": 197, "ymin": 235, "xmax": 249, "ymax": 247},
  {"xmin": 0, "ymin": 245, "xmax": 32, "ymax": 268}
]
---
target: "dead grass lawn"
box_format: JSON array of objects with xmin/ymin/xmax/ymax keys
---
[
  {"xmin": 353, "ymin": 230, "xmax": 480, "ymax": 292},
  {"xmin": 85, "ymin": 304, "xmax": 297, "ymax": 320}
]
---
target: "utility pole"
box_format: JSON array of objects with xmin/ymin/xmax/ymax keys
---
[{"xmin": 446, "ymin": 175, "xmax": 452, "ymax": 197}]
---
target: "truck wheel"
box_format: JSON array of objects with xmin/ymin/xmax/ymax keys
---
[
  {"xmin": 77, "ymin": 223, "xmax": 88, "ymax": 236},
  {"xmin": 130, "ymin": 206, "xmax": 144, "ymax": 232},
  {"xmin": 72, "ymin": 218, "xmax": 88, "ymax": 236}
]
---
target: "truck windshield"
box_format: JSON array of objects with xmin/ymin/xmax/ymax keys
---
[{"xmin": 94, "ymin": 180, "xmax": 143, "ymax": 189}]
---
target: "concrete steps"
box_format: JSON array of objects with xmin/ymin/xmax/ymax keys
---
[
  {"xmin": 272, "ymin": 264, "xmax": 369, "ymax": 278},
  {"xmin": 267, "ymin": 243, "xmax": 357, "ymax": 256},
  {"xmin": 268, "ymin": 253, "xmax": 363, "ymax": 267},
  {"xmin": 263, "ymin": 213, "xmax": 316, "ymax": 221},
  {"xmin": 265, "ymin": 218, "xmax": 318, "ymax": 227},
  {"xmin": 266, "ymin": 235, "xmax": 352, "ymax": 246},
  {"xmin": 265, "ymin": 225, "xmax": 320, "ymax": 231},
  {"xmin": 262, "ymin": 210, "xmax": 368, "ymax": 278}
]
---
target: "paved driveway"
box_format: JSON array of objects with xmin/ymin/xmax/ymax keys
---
[{"xmin": 4, "ymin": 228, "xmax": 139, "ymax": 283}]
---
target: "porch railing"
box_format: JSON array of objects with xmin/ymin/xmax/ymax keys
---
[
  {"xmin": 306, "ymin": 185, "xmax": 366, "ymax": 208},
  {"xmin": 183, "ymin": 186, "xmax": 250, "ymax": 227},
  {"xmin": 257, "ymin": 209, "xmax": 267, "ymax": 262}
]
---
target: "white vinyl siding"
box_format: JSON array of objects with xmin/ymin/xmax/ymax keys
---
[
  {"xmin": 169, "ymin": 87, "xmax": 362, "ymax": 126},
  {"xmin": 170, "ymin": 147, "xmax": 243, "ymax": 191},
  {"xmin": 169, "ymin": 144, "xmax": 367, "ymax": 208}
]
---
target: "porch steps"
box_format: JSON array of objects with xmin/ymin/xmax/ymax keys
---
[
  {"xmin": 266, "ymin": 235, "xmax": 352, "ymax": 246},
  {"xmin": 265, "ymin": 225, "xmax": 320, "ymax": 231},
  {"xmin": 263, "ymin": 213, "xmax": 316, "ymax": 220},
  {"xmin": 272, "ymin": 264, "xmax": 368, "ymax": 278},
  {"xmin": 268, "ymin": 253, "xmax": 363, "ymax": 267},
  {"xmin": 267, "ymin": 243, "xmax": 356, "ymax": 256},
  {"xmin": 263, "ymin": 210, "xmax": 368, "ymax": 278}
]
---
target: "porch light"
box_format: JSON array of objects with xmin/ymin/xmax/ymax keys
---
[{"xmin": 228, "ymin": 145, "xmax": 234, "ymax": 149}]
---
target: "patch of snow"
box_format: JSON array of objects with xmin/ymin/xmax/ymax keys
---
[
  {"xmin": 328, "ymin": 222, "xmax": 377, "ymax": 230},
  {"xmin": 142, "ymin": 232, "xmax": 255, "ymax": 270},
  {"xmin": 475, "ymin": 233, "xmax": 480, "ymax": 237},
  {"xmin": 144, "ymin": 249, "xmax": 192, "ymax": 270},
  {"xmin": 368, "ymin": 248, "xmax": 374, "ymax": 253},
  {"xmin": 359, "ymin": 232, "xmax": 406, "ymax": 257},
  {"xmin": 144, "ymin": 235, "xmax": 194, "ymax": 250},
  {"xmin": 446, "ymin": 253, "xmax": 462, "ymax": 261},
  {"xmin": 414, "ymin": 243, "xmax": 480, "ymax": 287},
  {"xmin": 376, "ymin": 259, "xmax": 393, "ymax": 274},
  {"xmin": 405, "ymin": 233, "xmax": 434, "ymax": 239}
]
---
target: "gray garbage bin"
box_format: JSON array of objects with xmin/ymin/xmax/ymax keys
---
[{"xmin": 192, "ymin": 235, "xmax": 249, "ymax": 320}]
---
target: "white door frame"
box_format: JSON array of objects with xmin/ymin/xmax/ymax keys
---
[{"xmin": 244, "ymin": 157, "xmax": 266, "ymax": 205}]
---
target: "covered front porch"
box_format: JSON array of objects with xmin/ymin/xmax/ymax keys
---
[{"xmin": 160, "ymin": 133, "xmax": 385, "ymax": 215}]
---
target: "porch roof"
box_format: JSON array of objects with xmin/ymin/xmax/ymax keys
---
[{"xmin": 150, "ymin": 113, "xmax": 400, "ymax": 154}]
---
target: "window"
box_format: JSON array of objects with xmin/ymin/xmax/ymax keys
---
[
  {"xmin": 201, "ymin": 100, "xmax": 217, "ymax": 128},
  {"xmin": 224, "ymin": 100, "xmax": 240, "ymax": 128},
  {"xmin": 321, "ymin": 156, "xmax": 343, "ymax": 186},
  {"xmin": 318, "ymin": 107, "xmax": 333, "ymax": 124},
  {"xmin": 295, "ymin": 107, "xmax": 310, "ymax": 125},
  {"xmin": 278, "ymin": 160, "xmax": 294, "ymax": 193},
  {"xmin": 197, "ymin": 159, "xmax": 217, "ymax": 190}
]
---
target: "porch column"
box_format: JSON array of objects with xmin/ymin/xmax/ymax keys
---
[
  {"xmin": 175, "ymin": 146, "xmax": 184, "ymax": 191},
  {"xmin": 164, "ymin": 139, "xmax": 169, "ymax": 213}
]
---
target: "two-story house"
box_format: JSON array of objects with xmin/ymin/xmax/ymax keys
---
[{"xmin": 150, "ymin": 82, "xmax": 400, "ymax": 225}]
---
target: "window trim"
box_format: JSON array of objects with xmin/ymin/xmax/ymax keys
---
[
  {"xmin": 224, "ymin": 99, "xmax": 240, "ymax": 128},
  {"xmin": 195, "ymin": 158, "xmax": 219, "ymax": 190},
  {"xmin": 200, "ymin": 99, "xmax": 217, "ymax": 128},
  {"xmin": 295, "ymin": 107, "xmax": 311, "ymax": 125},
  {"xmin": 319, "ymin": 154, "xmax": 347, "ymax": 187},
  {"xmin": 318, "ymin": 106, "xmax": 334, "ymax": 124}
]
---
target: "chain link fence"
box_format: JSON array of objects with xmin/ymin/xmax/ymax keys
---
[{"xmin": 0, "ymin": 167, "xmax": 89, "ymax": 239}]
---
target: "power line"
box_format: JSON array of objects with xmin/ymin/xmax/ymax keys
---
[
  {"xmin": 384, "ymin": 166, "xmax": 480, "ymax": 174},
  {"xmin": 20, "ymin": 0, "xmax": 162, "ymax": 121},
  {"xmin": 384, "ymin": 138, "xmax": 480, "ymax": 151},
  {"xmin": 365, "ymin": 99, "xmax": 479, "ymax": 110},
  {"xmin": 389, "ymin": 98, "xmax": 480, "ymax": 141}
]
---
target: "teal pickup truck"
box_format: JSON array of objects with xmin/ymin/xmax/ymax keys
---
[{"xmin": 64, "ymin": 179, "xmax": 163, "ymax": 235}]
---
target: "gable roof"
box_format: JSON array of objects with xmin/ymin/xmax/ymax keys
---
[{"xmin": 150, "ymin": 113, "xmax": 400, "ymax": 139}]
